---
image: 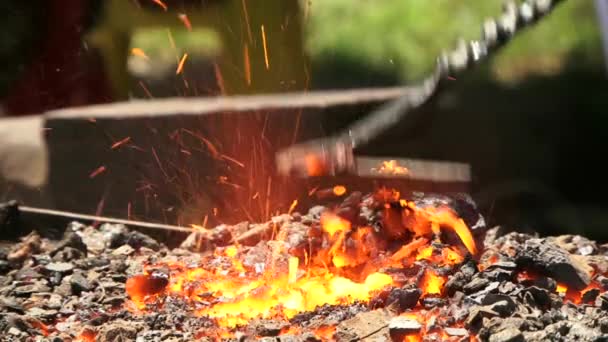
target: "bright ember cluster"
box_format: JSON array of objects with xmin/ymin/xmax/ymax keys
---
[{"xmin": 125, "ymin": 189, "xmax": 477, "ymax": 337}]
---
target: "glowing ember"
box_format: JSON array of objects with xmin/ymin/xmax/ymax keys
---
[
  {"xmin": 126, "ymin": 190, "xmax": 476, "ymax": 330},
  {"xmin": 131, "ymin": 48, "xmax": 149, "ymax": 60},
  {"xmin": 419, "ymin": 269, "xmax": 445, "ymax": 296},
  {"xmin": 373, "ymin": 160, "xmax": 409, "ymax": 175},
  {"xmin": 333, "ymin": 185, "xmax": 347, "ymax": 196}
]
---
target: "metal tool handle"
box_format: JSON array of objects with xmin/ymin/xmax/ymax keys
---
[{"xmin": 277, "ymin": 0, "xmax": 566, "ymax": 177}]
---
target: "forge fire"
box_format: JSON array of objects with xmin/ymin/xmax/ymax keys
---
[{"xmin": 1, "ymin": 190, "xmax": 608, "ymax": 341}]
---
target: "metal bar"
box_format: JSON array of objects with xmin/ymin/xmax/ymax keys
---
[{"xmin": 18, "ymin": 205, "xmax": 195, "ymax": 234}]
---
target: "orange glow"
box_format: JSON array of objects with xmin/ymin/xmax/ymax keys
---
[
  {"xmin": 405, "ymin": 204, "xmax": 477, "ymax": 255},
  {"xmin": 178, "ymin": 14, "xmax": 192, "ymax": 31},
  {"xmin": 261, "ymin": 25, "xmax": 270, "ymax": 69},
  {"xmin": 288, "ymin": 257, "xmax": 299, "ymax": 284},
  {"xmin": 556, "ymin": 283, "xmax": 568, "ymax": 293},
  {"xmin": 176, "ymin": 53, "xmax": 188, "ymax": 75},
  {"xmin": 314, "ymin": 326, "xmax": 336, "ymax": 340},
  {"xmin": 333, "ymin": 185, "xmax": 347, "ymax": 196},
  {"xmin": 373, "ymin": 160, "xmax": 409, "ymax": 175},
  {"xmin": 288, "ymin": 200, "xmax": 298, "ymax": 215},
  {"xmin": 77, "ymin": 329, "xmax": 96, "ymax": 342},
  {"xmin": 126, "ymin": 274, "xmax": 169, "ymax": 309},
  {"xmin": 420, "ymin": 269, "xmax": 445, "ymax": 296},
  {"xmin": 125, "ymin": 188, "xmax": 478, "ymax": 330},
  {"xmin": 151, "ymin": 0, "xmax": 168, "ymax": 11},
  {"xmin": 131, "ymin": 48, "xmax": 149, "ymax": 60},
  {"xmin": 320, "ymin": 212, "xmax": 351, "ymax": 238},
  {"xmin": 305, "ymin": 154, "xmax": 325, "ymax": 176},
  {"xmin": 416, "ymin": 245, "xmax": 434, "ymax": 261}
]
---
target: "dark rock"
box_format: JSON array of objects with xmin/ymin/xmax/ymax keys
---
[
  {"xmin": 50, "ymin": 230, "xmax": 87, "ymax": 256},
  {"xmin": 516, "ymin": 238, "xmax": 592, "ymax": 290},
  {"xmin": 70, "ymin": 273, "xmax": 91, "ymax": 294},
  {"xmin": 463, "ymin": 276, "xmax": 489, "ymax": 294},
  {"xmin": 596, "ymin": 293, "xmax": 608, "ymax": 310},
  {"xmin": 386, "ymin": 287, "xmax": 421, "ymax": 310},
  {"xmin": 488, "ymin": 328, "xmax": 524, "ymax": 342},
  {"xmin": 581, "ymin": 288, "xmax": 600, "ymax": 303},
  {"xmin": 421, "ymin": 297, "xmax": 445, "ymax": 309},
  {"xmin": 52, "ymin": 247, "xmax": 85, "ymax": 262},
  {"xmin": 465, "ymin": 307, "xmax": 499, "ymax": 329},
  {"xmin": 126, "ymin": 231, "xmax": 161, "ymax": 251},
  {"xmin": 521, "ymin": 286, "xmax": 551, "ymax": 308}
]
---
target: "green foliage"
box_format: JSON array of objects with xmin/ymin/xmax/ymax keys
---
[{"xmin": 306, "ymin": 0, "xmax": 603, "ymax": 83}]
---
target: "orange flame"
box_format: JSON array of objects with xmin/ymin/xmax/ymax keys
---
[{"xmin": 420, "ymin": 269, "xmax": 445, "ymax": 296}]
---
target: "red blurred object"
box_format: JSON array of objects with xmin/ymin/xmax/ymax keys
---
[{"xmin": 3, "ymin": 0, "xmax": 113, "ymax": 116}]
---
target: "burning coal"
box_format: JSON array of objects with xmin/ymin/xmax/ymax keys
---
[
  {"xmin": 125, "ymin": 189, "xmax": 478, "ymax": 336},
  {"xmin": 1, "ymin": 190, "xmax": 607, "ymax": 341}
]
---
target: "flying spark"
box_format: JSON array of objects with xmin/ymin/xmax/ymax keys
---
[
  {"xmin": 131, "ymin": 48, "xmax": 149, "ymax": 60},
  {"xmin": 178, "ymin": 14, "xmax": 192, "ymax": 31},
  {"xmin": 261, "ymin": 25, "xmax": 270, "ymax": 69},
  {"xmin": 151, "ymin": 0, "xmax": 168, "ymax": 11},
  {"xmin": 111, "ymin": 137, "xmax": 131, "ymax": 150},
  {"xmin": 89, "ymin": 166, "xmax": 106, "ymax": 179},
  {"xmin": 176, "ymin": 53, "xmax": 188, "ymax": 75}
]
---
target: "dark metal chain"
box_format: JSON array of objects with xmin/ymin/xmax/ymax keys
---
[{"xmin": 276, "ymin": 0, "xmax": 566, "ymax": 176}]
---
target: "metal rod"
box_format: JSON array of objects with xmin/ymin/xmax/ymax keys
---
[{"xmin": 18, "ymin": 205, "xmax": 195, "ymax": 234}]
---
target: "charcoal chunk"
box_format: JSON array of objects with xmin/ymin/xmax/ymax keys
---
[
  {"xmin": 516, "ymin": 239, "xmax": 591, "ymax": 290},
  {"xmin": 581, "ymin": 288, "xmax": 600, "ymax": 303},
  {"xmin": 386, "ymin": 287, "xmax": 421, "ymax": 310},
  {"xmin": 463, "ymin": 276, "xmax": 489, "ymax": 294}
]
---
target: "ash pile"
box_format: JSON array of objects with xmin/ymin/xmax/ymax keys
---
[{"xmin": 0, "ymin": 190, "xmax": 607, "ymax": 342}]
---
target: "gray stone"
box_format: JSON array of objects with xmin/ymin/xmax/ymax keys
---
[
  {"xmin": 488, "ymin": 328, "xmax": 524, "ymax": 342},
  {"xmin": 111, "ymin": 244, "xmax": 135, "ymax": 256},
  {"xmin": 444, "ymin": 327, "xmax": 468, "ymax": 337},
  {"xmin": 44, "ymin": 262, "xmax": 74, "ymax": 273},
  {"xmin": 388, "ymin": 317, "xmax": 422, "ymax": 334}
]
